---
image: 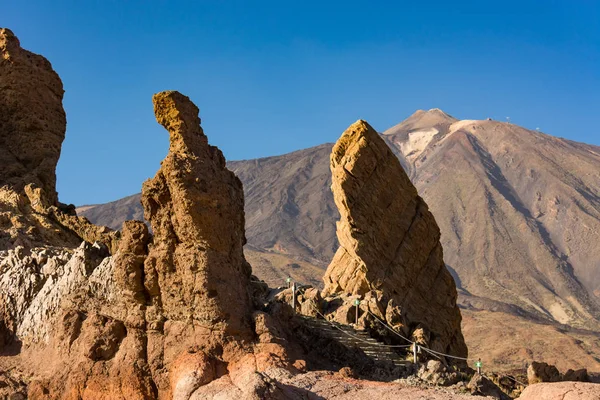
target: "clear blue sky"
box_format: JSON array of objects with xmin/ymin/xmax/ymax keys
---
[{"xmin": 4, "ymin": 1, "xmax": 599, "ymax": 205}]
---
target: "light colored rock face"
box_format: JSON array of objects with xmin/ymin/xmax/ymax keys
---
[
  {"xmin": 0, "ymin": 28, "xmax": 65, "ymax": 205},
  {"xmin": 518, "ymin": 382, "xmax": 600, "ymax": 400},
  {"xmin": 141, "ymin": 91, "xmax": 254, "ymax": 361},
  {"xmin": 323, "ymin": 120, "xmax": 467, "ymax": 360}
]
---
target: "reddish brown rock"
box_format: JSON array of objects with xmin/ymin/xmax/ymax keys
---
[
  {"xmin": 141, "ymin": 91, "xmax": 254, "ymax": 368},
  {"xmin": 322, "ymin": 120, "xmax": 467, "ymax": 362},
  {"xmin": 0, "ymin": 86, "xmax": 301, "ymax": 399},
  {"xmin": 518, "ymin": 382, "xmax": 600, "ymax": 400},
  {"xmin": 467, "ymin": 373, "xmax": 510, "ymax": 400},
  {"xmin": 563, "ymin": 368, "xmax": 589, "ymax": 382},
  {"xmin": 0, "ymin": 28, "xmax": 65, "ymax": 205},
  {"xmin": 0, "ymin": 28, "xmax": 118, "ymax": 251},
  {"xmin": 527, "ymin": 361, "xmax": 561, "ymax": 384}
]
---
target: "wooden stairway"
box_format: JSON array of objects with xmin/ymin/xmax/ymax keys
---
[{"xmin": 298, "ymin": 315, "xmax": 410, "ymax": 368}]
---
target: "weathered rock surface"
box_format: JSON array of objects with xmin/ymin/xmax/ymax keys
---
[
  {"xmin": 322, "ymin": 120, "xmax": 467, "ymax": 362},
  {"xmin": 417, "ymin": 360, "xmax": 461, "ymax": 386},
  {"xmin": 142, "ymin": 91, "xmax": 254, "ymax": 353},
  {"xmin": 0, "ymin": 28, "xmax": 64, "ymax": 205},
  {"xmin": 526, "ymin": 361, "xmax": 589, "ymax": 385},
  {"xmin": 467, "ymin": 373, "xmax": 511, "ymax": 400},
  {"xmin": 0, "ymin": 28, "xmax": 118, "ymax": 252},
  {"xmin": 527, "ymin": 361, "xmax": 562, "ymax": 384},
  {"xmin": 563, "ymin": 368, "xmax": 589, "ymax": 382},
  {"xmin": 517, "ymin": 382, "xmax": 600, "ymax": 400},
  {"xmin": 137, "ymin": 90, "xmax": 262, "ymax": 396},
  {"xmin": 0, "ymin": 29, "xmax": 118, "ymax": 358}
]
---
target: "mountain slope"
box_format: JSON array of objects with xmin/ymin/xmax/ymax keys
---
[
  {"xmin": 229, "ymin": 143, "xmax": 338, "ymax": 266},
  {"xmin": 384, "ymin": 113, "xmax": 600, "ymax": 328}
]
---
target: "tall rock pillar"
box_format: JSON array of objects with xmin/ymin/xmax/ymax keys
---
[
  {"xmin": 142, "ymin": 91, "xmax": 254, "ymax": 365},
  {"xmin": 323, "ymin": 120, "xmax": 468, "ymax": 361}
]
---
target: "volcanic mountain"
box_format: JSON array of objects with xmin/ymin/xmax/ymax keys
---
[{"xmin": 80, "ymin": 109, "xmax": 600, "ymax": 371}]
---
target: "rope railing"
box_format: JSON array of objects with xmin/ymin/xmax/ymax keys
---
[
  {"xmin": 366, "ymin": 310, "xmax": 414, "ymax": 344},
  {"xmin": 365, "ymin": 309, "xmax": 472, "ymax": 362},
  {"xmin": 310, "ymin": 296, "xmax": 530, "ymax": 388},
  {"xmin": 309, "ymin": 304, "xmax": 412, "ymax": 349},
  {"xmin": 483, "ymin": 372, "xmax": 528, "ymax": 387},
  {"xmin": 274, "ymin": 277, "xmax": 515, "ymax": 375}
]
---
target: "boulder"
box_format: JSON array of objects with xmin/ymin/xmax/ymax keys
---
[
  {"xmin": 527, "ymin": 361, "xmax": 561, "ymax": 384},
  {"xmin": 518, "ymin": 382, "xmax": 600, "ymax": 400},
  {"xmin": 337, "ymin": 366, "xmax": 358, "ymax": 379},
  {"xmin": 298, "ymin": 287, "xmax": 322, "ymax": 317},
  {"xmin": 563, "ymin": 368, "xmax": 589, "ymax": 382},
  {"xmin": 322, "ymin": 120, "xmax": 467, "ymax": 363},
  {"xmin": 417, "ymin": 360, "xmax": 461, "ymax": 386},
  {"xmin": 467, "ymin": 373, "xmax": 510, "ymax": 400}
]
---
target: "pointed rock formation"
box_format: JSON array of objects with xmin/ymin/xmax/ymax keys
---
[
  {"xmin": 142, "ymin": 91, "xmax": 253, "ymax": 356},
  {"xmin": 133, "ymin": 91, "xmax": 275, "ymax": 397},
  {"xmin": 323, "ymin": 120, "xmax": 467, "ymax": 361}
]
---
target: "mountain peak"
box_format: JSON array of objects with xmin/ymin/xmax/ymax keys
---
[
  {"xmin": 384, "ymin": 108, "xmax": 458, "ymax": 136},
  {"xmin": 428, "ymin": 108, "xmax": 454, "ymax": 117}
]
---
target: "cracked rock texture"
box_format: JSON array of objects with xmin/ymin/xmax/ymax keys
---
[
  {"xmin": 517, "ymin": 381, "xmax": 600, "ymax": 400},
  {"xmin": 141, "ymin": 91, "xmax": 254, "ymax": 358},
  {"xmin": 0, "ymin": 27, "xmax": 118, "ymax": 252},
  {"xmin": 0, "ymin": 27, "xmax": 65, "ymax": 205},
  {"xmin": 322, "ymin": 120, "xmax": 468, "ymax": 362}
]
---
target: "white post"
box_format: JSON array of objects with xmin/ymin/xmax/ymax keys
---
[
  {"xmin": 413, "ymin": 343, "xmax": 418, "ymax": 365},
  {"xmin": 291, "ymin": 282, "xmax": 296, "ymax": 311}
]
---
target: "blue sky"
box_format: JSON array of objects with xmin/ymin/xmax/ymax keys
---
[{"xmin": 4, "ymin": 1, "xmax": 600, "ymax": 205}]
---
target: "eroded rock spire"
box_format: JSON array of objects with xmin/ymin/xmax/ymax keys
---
[
  {"xmin": 323, "ymin": 119, "xmax": 468, "ymax": 361},
  {"xmin": 142, "ymin": 90, "xmax": 254, "ymax": 359}
]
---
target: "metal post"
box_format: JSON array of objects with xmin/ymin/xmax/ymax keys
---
[
  {"xmin": 291, "ymin": 282, "xmax": 296, "ymax": 311},
  {"xmin": 413, "ymin": 343, "xmax": 418, "ymax": 364}
]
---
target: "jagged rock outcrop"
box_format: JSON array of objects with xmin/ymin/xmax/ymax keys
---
[
  {"xmin": 0, "ymin": 28, "xmax": 118, "ymax": 252},
  {"xmin": 527, "ymin": 362, "xmax": 561, "ymax": 384},
  {"xmin": 2, "ymin": 90, "xmax": 314, "ymax": 399},
  {"xmin": 0, "ymin": 27, "xmax": 513, "ymax": 399},
  {"xmin": 0, "ymin": 28, "xmax": 64, "ymax": 204},
  {"xmin": 322, "ymin": 120, "xmax": 467, "ymax": 362},
  {"xmin": 0, "ymin": 28, "xmax": 118, "ymax": 355},
  {"xmin": 527, "ymin": 361, "xmax": 589, "ymax": 385},
  {"xmin": 139, "ymin": 90, "xmax": 258, "ymax": 395},
  {"xmin": 467, "ymin": 373, "xmax": 511, "ymax": 400}
]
